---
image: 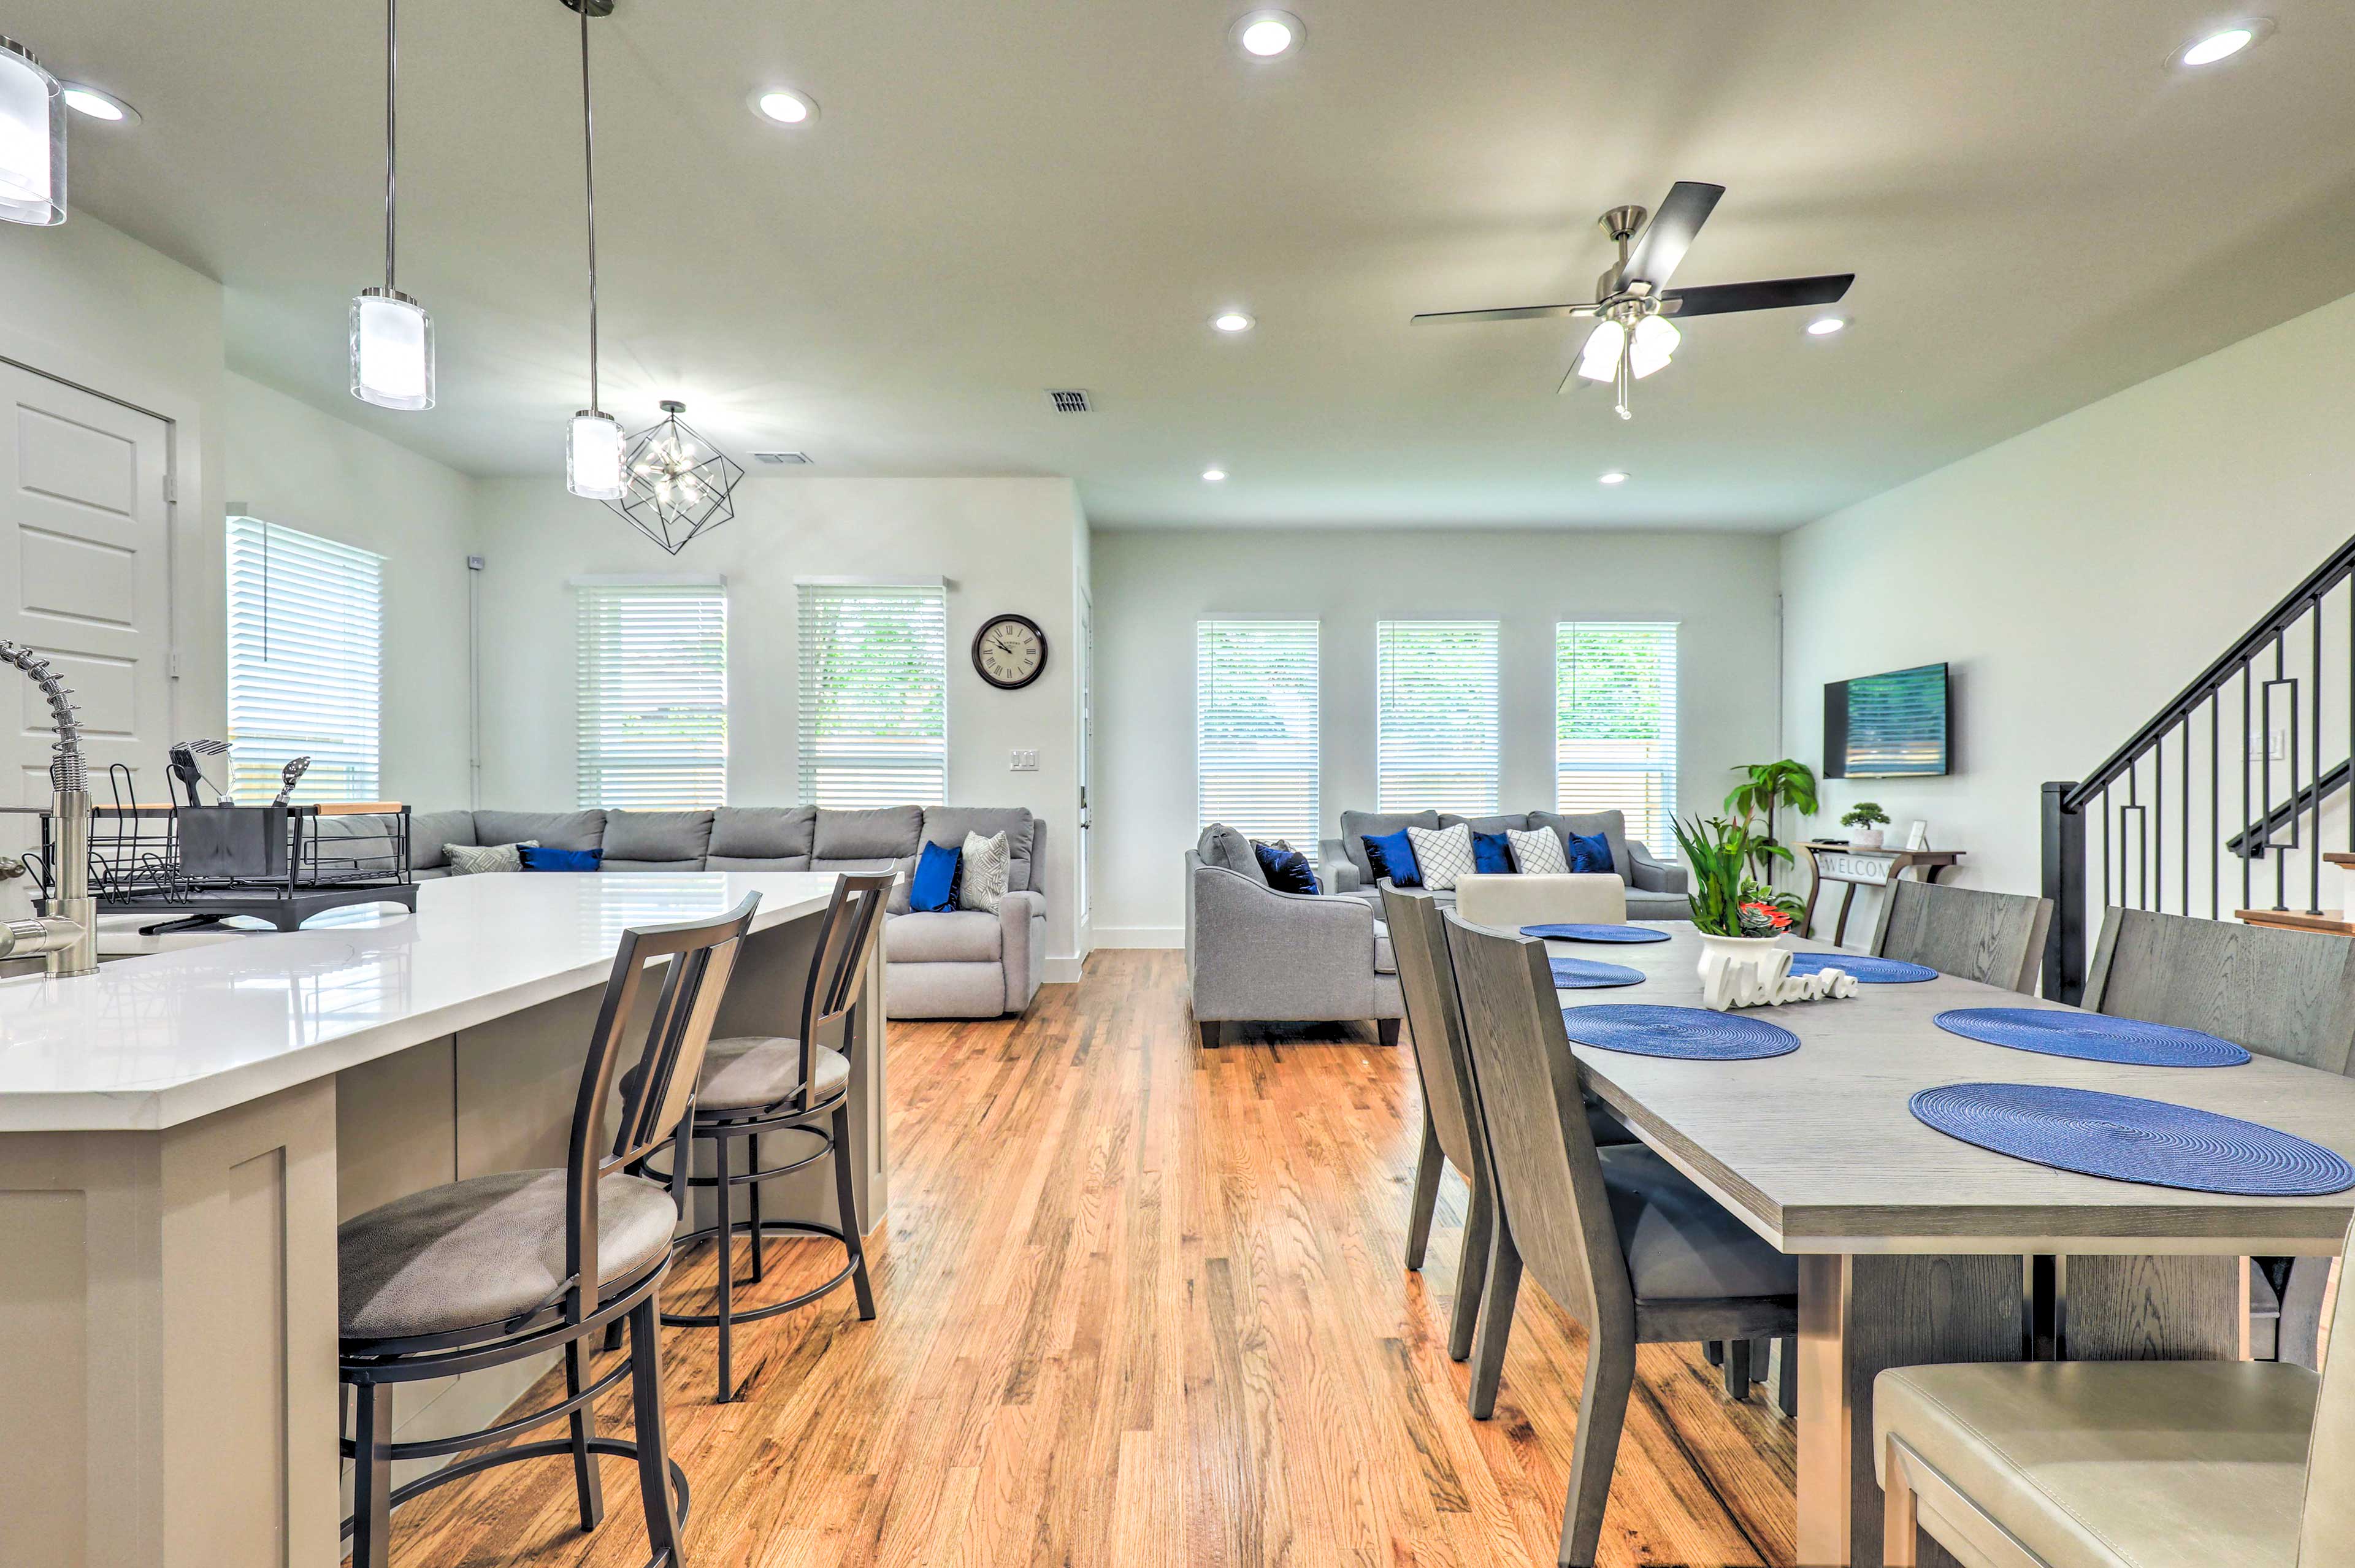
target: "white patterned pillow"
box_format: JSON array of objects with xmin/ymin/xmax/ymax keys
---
[
  {"xmin": 1406, "ymin": 823, "xmax": 1477, "ymax": 892},
  {"xmin": 445, "ymin": 840, "xmax": 537, "ymax": 876},
  {"xmin": 1507, "ymin": 827, "xmax": 1568, "ymax": 876},
  {"xmin": 959, "ymin": 830, "xmax": 1010, "ymax": 912}
]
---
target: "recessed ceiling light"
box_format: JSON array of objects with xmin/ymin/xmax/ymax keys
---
[
  {"xmin": 1231, "ymin": 10, "xmax": 1304, "ymax": 59},
  {"xmin": 2173, "ymin": 18, "xmax": 2272, "ymax": 67},
  {"xmin": 61, "ymin": 84, "xmax": 137, "ymax": 125},
  {"xmin": 748, "ymin": 88, "xmax": 818, "ymax": 126},
  {"xmin": 1806, "ymin": 316, "xmax": 1847, "ymax": 336},
  {"xmin": 1598, "ymin": 471, "xmax": 1629, "ymax": 486},
  {"xmin": 1203, "ymin": 467, "xmax": 1228, "ymax": 482},
  {"xmin": 1212, "ymin": 311, "xmax": 1255, "ymax": 334}
]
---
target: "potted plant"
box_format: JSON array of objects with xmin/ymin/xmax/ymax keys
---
[
  {"xmin": 1725, "ymin": 759, "xmax": 1820, "ymax": 882},
  {"xmin": 1841, "ymin": 801, "xmax": 1891, "ymax": 850},
  {"xmin": 1672, "ymin": 814, "xmax": 1802, "ymax": 1009}
]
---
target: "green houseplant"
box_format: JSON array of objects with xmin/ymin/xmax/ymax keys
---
[
  {"xmin": 1840, "ymin": 801, "xmax": 1891, "ymax": 849},
  {"xmin": 1671, "ymin": 814, "xmax": 1806, "ymax": 1009},
  {"xmin": 1725, "ymin": 759, "xmax": 1819, "ymax": 881}
]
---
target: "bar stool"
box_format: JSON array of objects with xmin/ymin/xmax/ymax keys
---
[
  {"xmin": 640, "ymin": 870, "xmax": 890, "ymax": 1402},
  {"xmin": 337, "ymin": 893, "xmax": 760, "ymax": 1568}
]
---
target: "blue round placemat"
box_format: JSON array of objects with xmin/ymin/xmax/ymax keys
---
[
  {"xmin": 1550, "ymin": 956, "xmax": 1645, "ymax": 990},
  {"xmin": 1785, "ymin": 950, "xmax": 1937, "ymax": 984},
  {"xmin": 1558, "ymin": 1004, "xmax": 1799, "ymax": 1060},
  {"xmin": 1910, "ymin": 1082, "xmax": 2354, "ymax": 1196},
  {"xmin": 1933, "ymin": 1007, "xmax": 2251, "ymax": 1068},
  {"xmin": 1521, "ymin": 923, "xmax": 1671, "ymax": 944}
]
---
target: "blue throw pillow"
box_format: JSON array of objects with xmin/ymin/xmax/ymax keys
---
[
  {"xmin": 519, "ymin": 845, "xmax": 602, "ymax": 872},
  {"xmin": 909, "ymin": 841, "xmax": 962, "ymax": 913},
  {"xmin": 1471, "ymin": 830, "xmax": 1515, "ymax": 874},
  {"xmin": 1563, "ymin": 829, "xmax": 1614, "ymax": 875},
  {"xmin": 1362, "ymin": 828, "xmax": 1422, "ymax": 888},
  {"xmin": 1254, "ymin": 839, "xmax": 1320, "ymax": 895}
]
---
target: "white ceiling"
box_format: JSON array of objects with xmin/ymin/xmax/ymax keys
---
[{"xmin": 18, "ymin": 1, "xmax": 2355, "ymax": 530}]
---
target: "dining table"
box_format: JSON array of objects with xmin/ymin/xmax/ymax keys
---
[{"xmin": 1541, "ymin": 922, "xmax": 2355, "ymax": 1568}]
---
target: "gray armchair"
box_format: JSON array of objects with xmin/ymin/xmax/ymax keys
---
[
  {"xmin": 1319, "ymin": 807, "xmax": 1690, "ymax": 922},
  {"xmin": 1184, "ymin": 825, "xmax": 1403, "ymax": 1049}
]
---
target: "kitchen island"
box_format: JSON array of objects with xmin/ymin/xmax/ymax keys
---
[{"xmin": 0, "ymin": 871, "xmax": 882, "ymax": 1568}]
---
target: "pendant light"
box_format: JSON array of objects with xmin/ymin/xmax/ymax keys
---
[
  {"xmin": 611, "ymin": 400, "xmax": 746, "ymax": 554},
  {"xmin": 564, "ymin": 0, "xmax": 623, "ymax": 500},
  {"xmin": 0, "ymin": 37, "xmax": 66, "ymax": 227},
  {"xmin": 350, "ymin": 0, "xmax": 434, "ymax": 410}
]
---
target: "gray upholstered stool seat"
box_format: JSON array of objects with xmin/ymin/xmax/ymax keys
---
[
  {"xmin": 617, "ymin": 1033, "xmax": 849, "ymax": 1113},
  {"xmin": 340, "ymin": 1168, "xmax": 679, "ymax": 1340},
  {"xmin": 1875, "ymin": 1360, "xmax": 2315, "ymax": 1568},
  {"xmin": 1598, "ymin": 1145, "xmax": 1799, "ymax": 1300}
]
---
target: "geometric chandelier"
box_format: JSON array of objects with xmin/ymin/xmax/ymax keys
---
[{"xmin": 605, "ymin": 399, "xmax": 746, "ymax": 554}]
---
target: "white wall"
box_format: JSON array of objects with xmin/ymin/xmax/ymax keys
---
[
  {"xmin": 1089, "ymin": 527, "xmax": 1783, "ymax": 945},
  {"xmin": 1780, "ymin": 287, "xmax": 2355, "ymax": 939},
  {"xmin": 472, "ymin": 476, "xmax": 1089, "ymax": 975}
]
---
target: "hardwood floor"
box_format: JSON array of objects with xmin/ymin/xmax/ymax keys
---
[{"xmin": 380, "ymin": 950, "xmax": 1796, "ymax": 1567}]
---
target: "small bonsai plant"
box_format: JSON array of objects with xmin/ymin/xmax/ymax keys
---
[
  {"xmin": 1725, "ymin": 759, "xmax": 1820, "ymax": 880},
  {"xmin": 1842, "ymin": 801, "xmax": 1891, "ymax": 847},
  {"xmin": 1672, "ymin": 815, "xmax": 1804, "ymax": 938}
]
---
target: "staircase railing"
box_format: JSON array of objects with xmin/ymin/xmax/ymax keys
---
[{"xmin": 2042, "ymin": 533, "xmax": 2355, "ymax": 1002}]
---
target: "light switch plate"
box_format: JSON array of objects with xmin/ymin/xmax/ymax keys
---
[{"xmin": 1010, "ymin": 749, "xmax": 1040, "ymax": 772}]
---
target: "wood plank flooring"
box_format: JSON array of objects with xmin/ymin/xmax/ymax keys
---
[{"xmin": 378, "ymin": 950, "xmax": 1796, "ymax": 1567}]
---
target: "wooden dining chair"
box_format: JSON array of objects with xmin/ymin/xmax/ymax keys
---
[
  {"xmin": 1442, "ymin": 912, "xmax": 1798, "ymax": 1567},
  {"xmin": 1871, "ymin": 879, "xmax": 2053, "ymax": 993},
  {"xmin": 2079, "ymin": 906, "xmax": 2355, "ymax": 1367},
  {"xmin": 1878, "ymin": 1210, "xmax": 2355, "ymax": 1568}
]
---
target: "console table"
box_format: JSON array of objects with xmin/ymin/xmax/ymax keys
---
[{"xmin": 1800, "ymin": 839, "xmax": 1964, "ymax": 945}]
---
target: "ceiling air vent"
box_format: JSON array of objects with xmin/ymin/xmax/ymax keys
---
[
  {"xmin": 751, "ymin": 450, "xmax": 813, "ymax": 465},
  {"xmin": 1047, "ymin": 389, "xmax": 1092, "ymax": 414}
]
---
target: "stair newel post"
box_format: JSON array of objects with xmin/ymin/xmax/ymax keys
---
[{"xmin": 2042, "ymin": 781, "xmax": 2088, "ymax": 1004}]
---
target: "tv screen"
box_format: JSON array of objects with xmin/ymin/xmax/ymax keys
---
[{"xmin": 1825, "ymin": 663, "xmax": 1949, "ymax": 779}]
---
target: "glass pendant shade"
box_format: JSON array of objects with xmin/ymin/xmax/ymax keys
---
[
  {"xmin": 1576, "ymin": 318, "xmax": 1625, "ymax": 383},
  {"xmin": 567, "ymin": 410, "xmax": 626, "ymax": 500},
  {"xmin": 350, "ymin": 289, "xmax": 434, "ymax": 410},
  {"xmin": 1628, "ymin": 313, "xmax": 1680, "ymax": 380},
  {"xmin": 0, "ymin": 39, "xmax": 66, "ymax": 227}
]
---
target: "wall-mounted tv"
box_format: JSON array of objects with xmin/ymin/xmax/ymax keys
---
[{"xmin": 1825, "ymin": 662, "xmax": 1950, "ymax": 779}]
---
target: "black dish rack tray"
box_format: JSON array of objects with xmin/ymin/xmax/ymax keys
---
[{"xmin": 28, "ymin": 765, "xmax": 419, "ymax": 933}]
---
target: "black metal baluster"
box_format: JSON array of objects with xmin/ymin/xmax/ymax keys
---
[
  {"xmin": 2180, "ymin": 713, "xmax": 2191, "ymax": 916},
  {"xmin": 2154, "ymin": 732, "xmax": 2165, "ymax": 912},
  {"xmin": 2314, "ymin": 598, "xmax": 2326, "ymax": 915},
  {"xmin": 2244, "ymin": 659, "xmax": 2254, "ymax": 914},
  {"xmin": 2210, "ymin": 694, "xmax": 2221, "ymax": 919},
  {"xmin": 2276, "ymin": 632, "xmax": 2289, "ymax": 912},
  {"xmin": 2101, "ymin": 783, "xmax": 2112, "ymax": 912}
]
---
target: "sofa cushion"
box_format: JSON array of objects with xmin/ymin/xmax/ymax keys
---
[
  {"xmin": 708, "ymin": 806, "xmax": 816, "ymax": 861},
  {"xmin": 922, "ymin": 807, "xmax": 1036, "ymax": 893},
  {"xmin": 1363, "ymin": 827, "xmax": 1422, "ymax": 887},
  {"xmin": 909, "ymin": 841, "xmax": 962, "ymax": 913},
  {"xmin": 1471, "ymin": 830, "xmax": 1515, "ymax": 875},
  {"xmin": 475, "ymin": 810, "xmax": 605, "ymax": 853},
  {"xmin": 1563, "ymin": 827, "xmax": 1615, "ymax": 874},
  {"xmin": 1373, "ymin": 920, "xmax": 1396, "ymax": 976},
  {"xmin": 518, "ymin": 845, "xmax": 602, "ymax": 872},
  {"xmin": 1509, "ymin": 826, "xmax": 1569, "ymax": 875},
  {"xmin": 959, "ymin": 830, "xmax": 1011, "ymax": 911},
  {"xmin": 1338, "ymin": 811, "xmax": 1440, "ymax": 883},
  {"xmin": 706, "ymin": 855, "xmax": 816, "ymax": 872},
  {"xmin": 1440, "ymin": 813, "xmax": 1531, "ymax": 836},
  {"xmin": 446, "ymin": 840, "xmax": 535, "ymax": 875},
  {"xmin": 1254, "ymin": 840, "xmax": 1319, "ymax": 894},
  {"xmin": 814, "ymin": 805, "xmax": 924, "ymax": 860},
  {"xmin": 1531, "ymin": 809, "xmax": 1633, "ymax": 881},
  {"xmin": 884, "ymin": 911, "xmax": 1005, "ymax": 963},
  {"xmin": 601, "ymin": 811, "xmax": 714, "ymax": 868},
  {"xmin": 408, "ymin": 809, "xmax": 477, "ymax": 870},
  {"xmin": 1197, "ymin": 824, "xmax": 1269, "ymax": 885},
  {"xmin": 1406, "ymin": 824, "xmax": 1476, "ymax": 892}
]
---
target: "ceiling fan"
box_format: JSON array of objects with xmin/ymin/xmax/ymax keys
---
[{"xmin": 1413, "ymin": 182, "xmax": 1853, "ymax": 420}]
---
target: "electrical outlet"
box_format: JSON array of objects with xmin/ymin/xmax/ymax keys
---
[{"xmin": 1010, "ymin": 749, "xmax": 1039, "ymax": 772}]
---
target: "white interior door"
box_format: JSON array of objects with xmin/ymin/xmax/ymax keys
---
[
  {"xmin": 0, "ymin": 361, "xmax": 174, "ymax": 914},
  {"xmin": 1078, "ymin": 591, "xmax": 1093, "ymax": 950}
]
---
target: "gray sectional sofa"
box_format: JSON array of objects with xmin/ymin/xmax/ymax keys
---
[
  {"xmin": 397, "ymin": 805, "xmax": 1046, "ymax": 1020},
  {"xmin": 1319, "ymin": 808, "xmax": 1690, "ymax": 922}
]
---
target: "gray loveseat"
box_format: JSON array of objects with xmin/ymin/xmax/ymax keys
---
[
  {"xmin": 1319, "ymin": 808, "xmax": 1690, "ymax": 922},
  {"xmin": 397, "ymin": 805, "xmax": 1046, "ymax": 1020}
]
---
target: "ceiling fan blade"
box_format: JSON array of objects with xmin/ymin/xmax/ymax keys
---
[
  {"xmin": 1661, "ymin": 274, "xmax": 1854, "ymax": 317},
  {"xmin": 1411, "ymin": 302, "xmax": 1598, "ymax": 325},
  {"xmin": 1622, "ymin": 181, "xmax": 1724, "ymax": 289}
]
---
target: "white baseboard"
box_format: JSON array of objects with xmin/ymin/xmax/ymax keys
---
[
  {"xmin": 1043, "ymin": 955, "xmax": 1086, "ymax": 984},
  {"xmin": 1092, "ymin": 926, "xmax": 1182, "ymax": 949}
]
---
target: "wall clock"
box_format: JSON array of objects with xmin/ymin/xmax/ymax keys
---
[{"xmin": 973, "ymin": 613, "xmax": 1049, "ymax": 690}]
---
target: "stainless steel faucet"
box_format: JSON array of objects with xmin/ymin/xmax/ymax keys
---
[{"xmin": 0, "ymin": 640, "xmax": 96, "ymax": 977}]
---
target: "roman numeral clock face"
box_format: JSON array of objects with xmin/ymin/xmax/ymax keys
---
[{"xmin": 973, "ymin": 614, "xmax": 1048, "ymax": 689}]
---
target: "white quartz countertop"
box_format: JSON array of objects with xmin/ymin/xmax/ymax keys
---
[{"xmin": 0, "ymin": 873, "xmax": 841, "ymax": 1132}]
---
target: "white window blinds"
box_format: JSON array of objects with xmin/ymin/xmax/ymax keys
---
[
  {"xmin": 1196, "ymin": 620, "xmax": 1320, "ymax": 844},
  {"xmin": 1376, "ymin": 620, "xmax": 1499, "ymax": 814},
  {"xmin": 225, "ymin": 516, "xmax": 383, "ymax": 804},
  {"xmin": 795, "ymin": 583, "xmax": 948, "ymax": 809},
  {"xmin": 1557, "ymin": 621, "xmax": 1679, "ymax": 849},
  {"xmin": 575, "ymin": 582, "xmax": 728, "ymax": 809}
]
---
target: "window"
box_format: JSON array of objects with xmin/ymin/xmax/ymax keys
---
[
  {"xmin": 1557, "ymin": 621, "xmax": 1679, "ymax": 849},
  {"xmin": 796, "ymin": 582, "xmax": 948, "ymax": 808},
  {"xmin": 576, "ymin": 581, "xmax": 728, "ymax": 808},
  {"xmin": 225, "ymin": 516, "xmax": 383, "ymax": 803},
  {"xmin": 1376, "ymin": 620, "xmax": 1499, "ymax": 813},
  {"xmin": 1196, "ymin": 620, "xmax": 1320, "ymax": 844}
]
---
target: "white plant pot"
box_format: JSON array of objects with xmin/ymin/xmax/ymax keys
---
[
  {"xmin": 1696, "ymin": 933, "xmax": 1791, "ymax": 1012},
  {"xmin": 1849, "ymin": 828, "xmax": 1885, "ymax": 849}
]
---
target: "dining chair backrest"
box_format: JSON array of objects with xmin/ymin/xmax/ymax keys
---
[
  {"xmin": 2299, "ymin": 1213, "xmax": 2355, "ymax": 1559},
  {"xmin": 570, "ymin": 891, "xmax": 762, "ymax": 1317},
  {"xmin": 1382, "ymin": 887, "xmax": 1485, "ymax": 1181},
  {"xmin": 2084, "ymin": 907, "xmax": 2355, "ymax": 1073},
  {"xmin": 792, "ymin": 871, "xmax": 894, "ymax": 1111},
  {"xmin": 1442, "ymin": 911, "xmax": 1635, "ymax": 1344},
  {"xmin": 1872, "ymin": 879, "xmax": 2053, "ymax": 993}
]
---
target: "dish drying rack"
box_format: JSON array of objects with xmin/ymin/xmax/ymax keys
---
[{"xmin": 22, "ymin": 764, "xmax": 419, "ymax": 933}]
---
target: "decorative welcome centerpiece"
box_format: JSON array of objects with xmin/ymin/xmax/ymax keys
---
[{"xmin": 1671, "ymin": 814, "xmax": 1858, "ymax": 1011}]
